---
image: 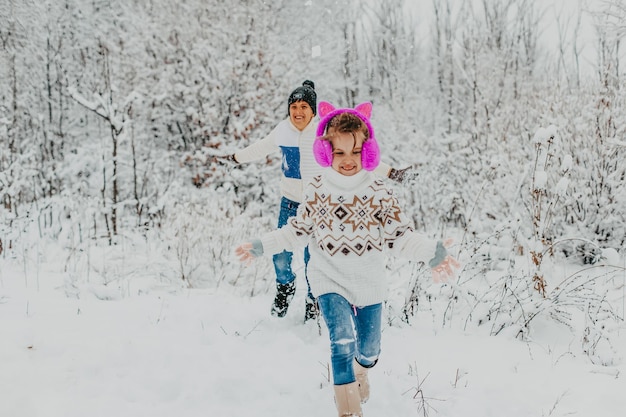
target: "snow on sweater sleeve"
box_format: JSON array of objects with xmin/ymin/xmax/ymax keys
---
[
  {"xmin": 234, "ymin": 125, "xmax": 280, "ymax": 164},
  {"xmin": 377, "ymin": 190, "xmax": 439, "ymax": 265}
]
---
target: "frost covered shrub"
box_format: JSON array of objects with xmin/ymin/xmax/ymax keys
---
[
  {"xmin": 178, "ymin": 145, "xmax": 284, "ymax": 294},
  {"xmin": 545, "ymin": 89, "xmax": 626, "ymax": 251},
  {"xmin": 397, "ymin": 123, "xmax": 624, "ymax": 363},
  {"xmin": 158, "ymin": 195, "xmax": 270, "ymax": 292}
]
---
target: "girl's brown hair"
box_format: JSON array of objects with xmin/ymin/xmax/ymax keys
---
[{"xmin": 325, "ymin": 112, "xmax": 370, "ymax": 140}]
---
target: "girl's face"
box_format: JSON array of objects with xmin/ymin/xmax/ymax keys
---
[
  {"xmin": 329, "ymin": 132, "xmax": 364, "ymax": 176},
  {"xmin": 289, "ymin": 101, "xmax": 314, "ymax": 131}
]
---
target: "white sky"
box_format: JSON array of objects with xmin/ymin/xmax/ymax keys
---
[{"xmin": 403, "ymin": 0, "xmax": 617, "ymax": 76}]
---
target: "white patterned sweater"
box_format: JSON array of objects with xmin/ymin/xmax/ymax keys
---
[{"xmin": 258, "ymin": 168, "xmax": 444, "ymax": 306}]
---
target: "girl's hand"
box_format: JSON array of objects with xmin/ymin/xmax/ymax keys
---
[
  {"xmin": 432, "ymin": 255, "xmax": 460, "ymax": 283},
  {"xmin": 235, "ymin": 242, "xmax": 255, "ymax": 266},
  {"xmin": 431, "ymin": 239, "xmax": 460, "ymax": 283}
]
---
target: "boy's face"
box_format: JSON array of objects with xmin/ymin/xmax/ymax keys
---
[
  {"xmin": 329, "ymin": 131, "xmax": 364, "ymax": 176},
  {"xmin": 289, "ymin": 100, "xmax": 314, "ymax": 131}
]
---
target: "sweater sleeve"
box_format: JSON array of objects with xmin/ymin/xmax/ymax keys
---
[
  {"xmin": 378, "ymin": 191, "xmax": 438, "ymax": 264},
  {"xmin": 260, "ymin": 199, "xmax": 314, "ymax": 255},
  {"xmin": 234, "ymin": 126, "xmax": 279, "ymax": 164}
]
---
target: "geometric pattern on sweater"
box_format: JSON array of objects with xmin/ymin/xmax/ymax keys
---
[
  {"xmin": 307, "ymin": 192, "xmax": 334, "ymax": 230},
  {"xmin": 297, "ymin": 176, "xmax": 414, "ymax": 257},
  {"xmin": 343, "ymin": 195, "xmax": 379, "ymax": 232},
  {"xmin": 317, "ymin": 234, "xmax": 382, "ymax": 257}
]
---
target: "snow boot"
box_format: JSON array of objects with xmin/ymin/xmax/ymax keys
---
[
  {"xmin": 353, "ymin": 360, "xmax": 370, "ymax": 403},
  {"xmin": 304, "ymin": 296, "xmax": 319, "ymax": 322},
  {"xmin": 270, "ymin": 281, "xmax": 296, "ymax": 317},
  {"xmin": 333, "ymin": 382, "xmax": 362, "ymax": 417}
]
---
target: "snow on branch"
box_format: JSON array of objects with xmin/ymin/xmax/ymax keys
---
[{"xmin": 67, "ymin": 86, "xmax": 125, "ymax": 135}]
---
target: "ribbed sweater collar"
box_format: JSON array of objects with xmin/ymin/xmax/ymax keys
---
[{"xmin": 322, "ymin": 169, "xmax": 373, "ymax": 192}]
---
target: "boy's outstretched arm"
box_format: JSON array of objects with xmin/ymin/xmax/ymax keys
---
[{"xmin": 212, "ymin": 127, "xmax": 280, "ymax": 167}]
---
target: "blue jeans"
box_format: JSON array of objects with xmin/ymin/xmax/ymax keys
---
[
  {"xmin": 317, "ymin": 293, "xmax": 382, "ymax": 385},
  {"xmin": 273, "ymin": 197, "xmax": 312, "ymax": 298}
]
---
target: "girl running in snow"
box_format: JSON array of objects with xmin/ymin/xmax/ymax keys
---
[{"xmin": 235, "ymin": 101, "xmax": 458, "ymax": 417}]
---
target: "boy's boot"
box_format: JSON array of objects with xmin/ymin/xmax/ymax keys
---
[
  {"xmin": 270, "ymin": 281, "xmax": 296, "ymax": 317},
  {"xmin": 333, "ymin": 382, "xmax": 362, "ymax": 417},
  {"xmin": 353, "ymin": 360, "xmax": 370, "ymax": 403},
  {"xmin": 304, "ymin": 295, "xmax": 319, "ymax": 322}
]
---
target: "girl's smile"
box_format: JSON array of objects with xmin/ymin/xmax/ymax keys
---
[{"xmin": 330, "ymin": 132, "xmax": 364, "ymax": 176}]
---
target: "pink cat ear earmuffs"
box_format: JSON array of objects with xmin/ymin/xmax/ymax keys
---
[{"xmin": 313, "ymin": 101, "xmax": 380, "ymax": 171}]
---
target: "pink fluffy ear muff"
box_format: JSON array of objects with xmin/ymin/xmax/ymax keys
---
[
  {"xmin": 313, "ymin": 101, "xmax": 381, "ymax": 171},
  {"xmin": 312, "ymin": 137, "xmax": 333, "ymax": 167}
]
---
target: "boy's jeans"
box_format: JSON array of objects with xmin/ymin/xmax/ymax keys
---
[
  {"xmin": 318, "ymin": 293, "xmax": 382, "ymax": 385},
  {"xmin": 273, "ymin": 197, "xmax": 312, "ymax": 297}
]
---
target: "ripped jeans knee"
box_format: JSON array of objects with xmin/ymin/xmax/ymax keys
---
[{"xmin": 318, "ymin": 293, "xmax": 382, "ymax": 385}]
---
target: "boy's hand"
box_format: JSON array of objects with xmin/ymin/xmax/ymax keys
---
[
  {"xmin": 235, "ymin": 242, "xmax": 255, "ymax": 265},
  {"xmin": 432, "ymin": 255, "xmax": 460, "ymax": 283},
  {"xmin": 388, "ymin": 166, "xmax": 418, "ymax": 184}
]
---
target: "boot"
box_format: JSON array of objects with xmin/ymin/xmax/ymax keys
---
[
  {"xmin": 270, "ymin": 281, "xmax": 295, "ymax": 317},
  {"xmin": 353, "ymin": 360, "xmax": 370, "ymax": 403},
  {"xmin": 304, "ymin": 296, "xmax": 319, "ymax": 322},
  {"xmin": 334, "ymin": 382, "xmax": 362, "ymax": 417}
]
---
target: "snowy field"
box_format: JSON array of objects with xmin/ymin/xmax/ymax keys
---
[
  {"xmin": 1, "ymin": 258, "xmax": 624, "ymax": 417},
  {"xmin": 2, "ymin": 0, "xmax": 625, "ymax": 415}
]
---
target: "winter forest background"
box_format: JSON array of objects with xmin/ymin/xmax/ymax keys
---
[{"xmin": 1, "ymin": 0, "xmax": 626, "ymax": 368}]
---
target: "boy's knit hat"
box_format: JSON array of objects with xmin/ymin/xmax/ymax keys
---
[{"xmin": 288, "ymin": 80, "xmax": 317, "ymax": 115}]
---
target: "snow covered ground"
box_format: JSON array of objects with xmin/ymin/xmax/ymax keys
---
[{"xmin": 1, "ymin": 257, "xmax": 624, "ymax": 417}]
